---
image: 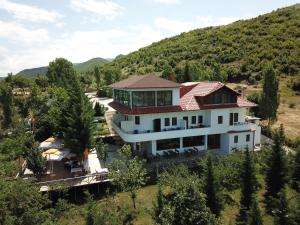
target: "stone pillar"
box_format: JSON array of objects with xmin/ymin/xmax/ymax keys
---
[
  {"xmin": 180, "ymin": 137, "xmax": 183, "ymax": 152},
  {"xmin": 205, "ymin": 135, "xmax": 208, "ymax": 150},
  {"xmin": 151, "ymin": 140, "xmax": 156, "ymax": 156}
]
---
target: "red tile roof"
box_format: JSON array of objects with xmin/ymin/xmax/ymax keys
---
[{"xmin": 110, "ymin": 74, "xmax": 181, "ymax": 89}]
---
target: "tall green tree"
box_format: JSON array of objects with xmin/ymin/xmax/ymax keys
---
[
  {"xmin": 161, "ymin": 63, "xmax": 174, "ymax": 80},
  {"xmin": 247, "ymin": 198, "xmax": 263, "ymax": 225},
  {"xmin": 264, "ymin": 125, "xmax": 287, "ymax": 212},
  {"xmin": 237, "ymin": 147, "xmax": 257, "ymax": 224},
  {"xmin": 274, "ymin": 188, "xmax": 291, "ymax": 225},
  {"xmin": 62, "ymin": 79, "xmax": 95, "ymax": 159},
  {"xmin": 109, "ymin": 144, "xmax": 147, "ymax": 209},
  {"xmin": 204, "ymin": 154, "xmax": 222, "ymax": 216},
  {"xmin": 94, "ymin": 66, "xmax": 101, "ymax": 90},
  {"xmin": 0, "ymin": 83, "xmax": 13, "ymax": 129},
  {"xmin": 152, "ymin": 186, "xmax": 166, "ymax": 225},
  {"xmin": 260, "ymin": 63, "xmax": 280, "ymax": 126},
  {"xmin": 183, "ymin": 61, "xmax": 191, "ymax": 82},
  {"xmin": 46, "ymin": 58, "xmax": 77, "ymax": 89},
  {"xmin": 291, "ymin": 146, "xmax": 300, "ymax": 191},
  {"xmin": 24, "ymin": 145, "xmax": 46, "ymax": 178},
  {"xmin": 95, "ymin": 139, "xmax": 108, "ymax": 163}
]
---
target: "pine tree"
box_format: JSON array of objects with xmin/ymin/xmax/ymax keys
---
[
  {"xmin": 238, "ymin": 147, "xmax": 257, "ymax": 223},
  {"xmin": 260, "ymin": 63, "xmax": 280, "ymax": 127},
  {"xmin": 274, "ymin": 188, "xmax": 291, "ymax": 225},
  {"xmin": 247, "ymin": 198, "xmax": 263, "ymax": 225},
  {"xmin": 204, "ymin": 153, "xmax": 222, "ymax": 216},
  {"xmin": 291, "ymin": 146, "xmax": 300, "ymax": 191},
  {"xmin": 62, "ymin": 78, "xmax": 95, "ymax": 160},
  {"xmin": 264, "ymin": 125, "xmax": 287, "ymax": 212},
  {"xmin": 94, "ymin": 102, "xmax": 104, "ymax": 117}
]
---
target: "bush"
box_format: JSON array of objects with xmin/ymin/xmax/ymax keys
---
[{"xmin": 94, "ymin": 102, "xmax": 105, "ymax": 117}]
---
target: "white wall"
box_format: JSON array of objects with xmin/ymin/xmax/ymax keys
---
[{"xmin": 228, "ymin": 131, "xmax": 254, "ymax": 152}]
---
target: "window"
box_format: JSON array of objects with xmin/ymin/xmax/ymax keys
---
[
  {"xmin": 157, "ymin": 138, "xmax": 180, "ymax": 150},
  {"xmin": 191, "ymin": 116, "xmax": 196, "ymax": 124},
  {"xmin": 230, "ymin": 113, "xmax": 239, "ymax": 125},
  {"xmin": 135, "ymin": 116, "xmax": 140, "ymax": 125},
  {"xmin": 172, "ymin": 117, "xmax": 177, "ymax": 126},
  {"xmin": 157, "ymin": 91, "xmax": 172, "ymax": 106},
  {"xmin": 234, "ymin": 135, "xmax": 238, "ymax": 143},
  {"xmin": 114, "ymin": 89, "xmax": 130, "ymax": 106},
  {"xmin": 132, "ymin": 91, "xmax": 155, "ymax": 107},
  {"xmin": 218, "ymin": 116, "xmax": 223, "ymax": 124},
  {"xmin": 164, "ymin": 118, "xmax": 170, "ymax": 126},
  {"xmin": 246, "ymin": 134, "xmax": 250, "ymax": 142},
  {"xmin": 183, "ymin": 135, "xmax": 205, "ymax": 147},
  {"xmin": 198, "ymin": 115, "xmax": 203, "ymax": 124}
]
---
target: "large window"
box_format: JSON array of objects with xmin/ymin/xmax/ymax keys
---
[
  {"xmin": 229, "ymin": 113, "xmax": 239, "ymax": 125},
  {"xmin": 157, "ymin": 91, "xmax": 172, "ymax": 106},
  {"xmin": 183, "ymin": 135, "xmax": 205, "ymax": 147},
  {"xmin": 114, "ymin": 89, "xmax": 130, "ymax": 106},
  {"xmin": 157, "ymin": 138, "xmax": 180, "ymax": 151},
  {"xmin": 132, "ymin": 91, "xmax": 155, "ymax": 107}
]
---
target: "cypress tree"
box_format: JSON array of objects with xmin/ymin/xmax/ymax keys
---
[
  {"xmin": 264, "ymin": 125, "xmax": 287, "ymax": 212},
  {"xmin": 183, "ymin": 61, "xmax": 191, "ymax": 82},
  {"xmin": 162, "ymin": 63, "xmax": 173, "ymax": 80},
  {"xmin": 94, "ymin": 66, "xmax": 101, "ymax": 90},
  {"xmin": 204, "ymin": 153, "xmax": 222, "ymax": 216},
  {"xmin": 237, "ymin": 147, "xmax": 257, "ymax": 224},
  {"xmin": 274, "ymin": 188, "xmax": 291, "ymax": 225},
  {"xmin": 292, "ymin": 146, "xmax": 300, "ymax": 192},
  {"xmin": 260, "ymin": 63, "xmax": 280, "ymax": 127},
  {"xmin": 247, "ymin": 198, "xmax": 263, "ymax": 225},
  {"xmin": 152, "ymin": 186, "xmax": 165, "ymax": 225}
]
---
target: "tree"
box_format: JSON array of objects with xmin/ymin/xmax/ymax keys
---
[
  {"xmin": 264, "ymin": 125, "xmax": 287, "ymax": 212},
  {"xmin": 0, "ymin": 178, "xmax": 53, "ymax": 225},
  {"xmin": 24, "ymin": 145, "xmax": 46, "ymax": 178},
  {"xmin": 237, "ymin": 147, "xmax": 257, "ymax": 223},
  {"xmin": 95, "ymin": 139, "xmax": 108, "ymax": 163},
  {"xmin": 94, "ymin": 66, "xmax": 101, "ymax": 90},
  {"xmin": 290, "ymin": 193, "xmax": 300, "ymax": 225},
  {"xmin": 212, "ymin": 64, "xmax": 227, "ymax": 82},
  {"xmin": 0, "ymin": 83, "xmax": 13, "ymax": 129},
  {"xmin": 274, "ymin": 188, "xmax": 291, "ymax": 225},
  {"xmin": 260, "ymin": 63, "xmax": 280, "ymax": 126},
  {"xmin": 94, "ymin": 102, "xmax": 104, "ymax": 117},
  {"xmin": 183, "ymin": 61, "xmax": 191, "ymax": 82},
  {"xmin": 291, "ymin": 146, "xmax": 300, "ymax": 191},
  {"xmin": 156, "ymin": 165, "xmax": 218, "ymax": 225},
  {"xmin": 46, "ymin": 58, "xmax": 77, "ymax": 89},
  {"xmin": 35, "ymin": 74, "xmax": 49, "ymax": 88},
  {"xmin": 152, "ymin": 186, "xmax": 167, "ymax": 225},
  {"xmin": 247, "ymin": 198, "xmax": 263, "ymax": 225},
  {"xmin": 109, "ymin": 144, "xmax": 147, "ymax": 209},
  {"xmin": 161, "ymin": 63, "xmax": 174, "ymax": 80},
  {"xmin": 62, "ymin": 78, "xmax": 95, "ymax": 160},
  {"xmin": 204, "ymin": 153, "xmax": 222, "ymax": 216}
]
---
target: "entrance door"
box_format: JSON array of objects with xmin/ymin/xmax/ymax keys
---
[
  {"xmin": 153, "ymin": 119, "xmax": 161, "ymax": 132},
  {"xmin": 208, "ymin": 134, "xmax": 221, "ymax": 149},
  {"xmin": 183, "ymin": 116, "xmax": 189, "ymax": 129}
]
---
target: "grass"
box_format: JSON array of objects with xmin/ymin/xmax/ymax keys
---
[{"xmin": 57, "ymin": 182, "xmax": 298, "ymax": 225}]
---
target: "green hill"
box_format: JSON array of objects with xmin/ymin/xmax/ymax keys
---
[
  {"xmin": 107, "ymin": 4, "xmax": 300, "ymax": 82},
  {"xmin": 17, "ymin": 57, "xmax": 109, "ymax": 78}
]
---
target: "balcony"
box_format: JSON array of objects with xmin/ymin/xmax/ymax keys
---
[{"xmin": 111, "ymin": 120, "xmax": 211, "ymax": 142}]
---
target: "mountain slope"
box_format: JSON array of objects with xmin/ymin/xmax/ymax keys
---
[
  {"xmin": 108, "ymin": 4, "xmax": 300, "ymax": 81},
  {"xmin": 17, "ymin": 57, "xmax": 109, "ymax": 77}
]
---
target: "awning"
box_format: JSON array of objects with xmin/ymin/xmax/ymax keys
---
[{"xmin": 42, "ymin": 148, "xmax": 70, "ymax": 161}]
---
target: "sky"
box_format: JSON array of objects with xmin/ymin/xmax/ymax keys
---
[{"xmin": 0, "ymin": 0, "xmax": 299, "ymax": 76}]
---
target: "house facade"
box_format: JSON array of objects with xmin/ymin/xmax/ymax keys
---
[{"xmin": 109, "ymin": 75, "xmax": 261, "ymax": 157}]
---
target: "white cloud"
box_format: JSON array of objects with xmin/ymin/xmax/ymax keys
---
[
  {"xmin": 0, "ymin": 25, "xmax": 163, "ymax": 75},
  {"xmin": 0, "ymin": 20, "xmax": 49, "ymax": 43},
  {"xmin": 71, "ymin": 0, "xmax": 124, "ymax": 20},
  {"xmin": 155, "ymin": 16, "xmax": 239, "ymax": 33},
  {"xmin": 153, "ymin": 0, "xmax": 181, "ymax": 4},
  {"xmin": 0, "ymin": 0, "xmax": 62, "ymax": 23}
]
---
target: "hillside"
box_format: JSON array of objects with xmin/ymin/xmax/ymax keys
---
[
  {"xmin": 17, "ymin": 57, "xmax": 109, "ymax": 77},
  {"xmin": 108, "ymin": 4, "xmax": 300, "ymax": 82}
]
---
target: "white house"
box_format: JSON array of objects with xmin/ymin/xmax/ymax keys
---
[{"xmin": 108, "ymin": 75, "xmax": 261, "ymax": 157}]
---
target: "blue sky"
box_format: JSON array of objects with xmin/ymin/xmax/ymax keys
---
[{"xmin": 0, "ymin": 0, "xmax": 298, "ymax": 76}]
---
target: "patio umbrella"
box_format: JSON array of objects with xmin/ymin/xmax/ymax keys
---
[{"xmin": 42, "ymin": 148, "xmax": 70, "ymax": 173}]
